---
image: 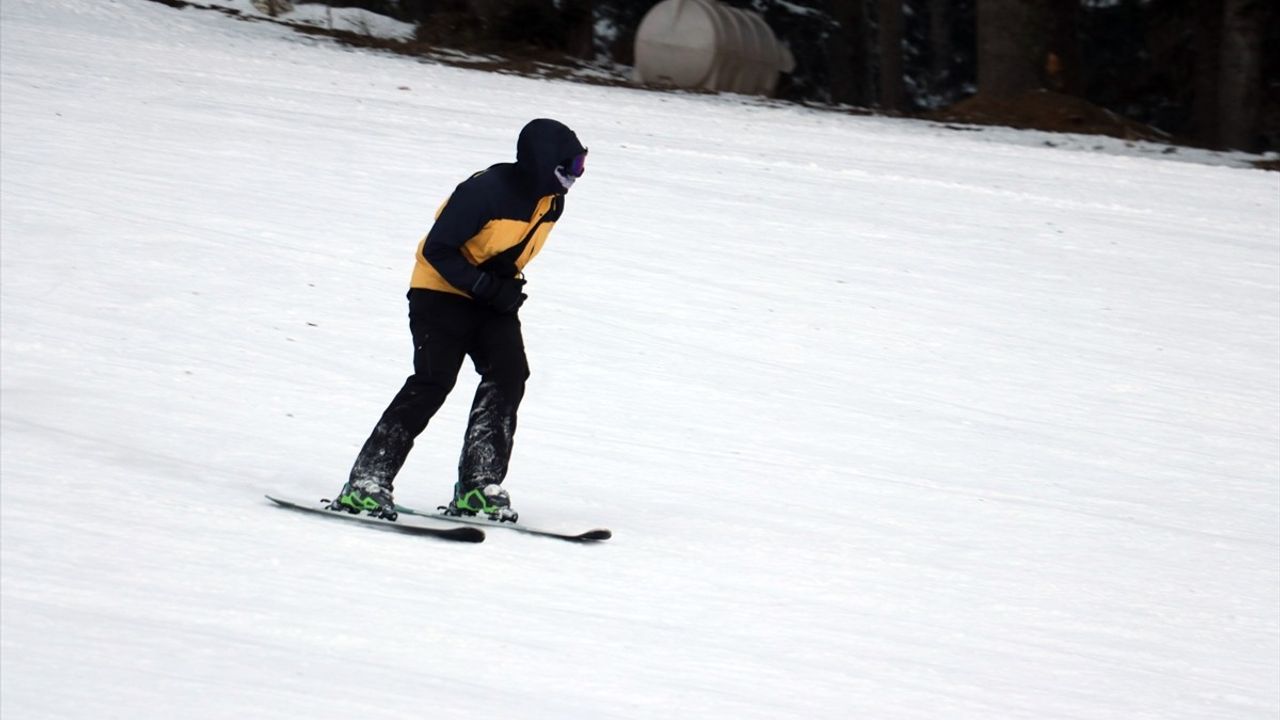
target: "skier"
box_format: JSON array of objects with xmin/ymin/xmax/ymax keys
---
[{"xmin": 331, "ymin": 118, "xmax": 588, "ymax": 523}]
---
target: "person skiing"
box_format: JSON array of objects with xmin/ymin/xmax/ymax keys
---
[{"xmin": 330, "ymin": 118, "xmax": 588, "ymax": 523}]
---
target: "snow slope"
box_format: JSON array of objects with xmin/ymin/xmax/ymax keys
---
[{"xmin": 2, "ymin": 1, "xmax": 1278, "ymax": 718}]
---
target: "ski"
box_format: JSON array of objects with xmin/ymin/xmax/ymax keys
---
[
  {"xmin": 395, "ymin": 504, "xmax": 611, "ymax": 542},
  {"xmin": 265, "ymin": 495, "xmax": 485, "ymax": 543}
]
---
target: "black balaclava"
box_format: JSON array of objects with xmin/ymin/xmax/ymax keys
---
[{"xmin": 515, "ymin": 118, "xmax": 587, "ymax": 196}]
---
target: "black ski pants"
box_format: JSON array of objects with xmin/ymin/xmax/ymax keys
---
[{"xmin": 348, "ymin": 289, "xmax": 529, "ymax": 492}]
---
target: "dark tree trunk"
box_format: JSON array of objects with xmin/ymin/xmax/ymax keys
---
[
  {"xmin": 928, "ymin": 0, "xmax": 952, "ymax": 89},
  {"xmin": 1045, "ymin": 0, "xmax": 1081, "ymax": 95},
  {"xmin": 828, "ymin": 0, "xmax": 872, "ymax": 106},
  {"xmin": 977, "ymin": 0, "xmax": 1049, "ymax": 97},
  {"xmin": 1218, "ymin": 0, "xmax": 1263, "ymax": 150},
  {"xmin": 564, "ymin": 0, "xmax": 593, "ymax": 58},
  {"xmin": 1192, "ymin": 0, "xmax": 1224, "ymax": 146},
  {"xmin": 878, "ymin": 0, "xmax": 905, "ymax": 110}
]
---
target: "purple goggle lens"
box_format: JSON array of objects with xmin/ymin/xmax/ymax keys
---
[{"xmin": 565, "ymin": 152, "xmax": 587, "ymax": 178}]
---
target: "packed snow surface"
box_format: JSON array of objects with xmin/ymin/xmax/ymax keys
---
[{"xmin": 2, "ymin": 1, "xmax": 1278, "ymax": 718}]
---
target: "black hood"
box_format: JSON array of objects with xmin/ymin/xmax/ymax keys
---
[{"xmin": 516, "ymin": 118, "xmax": 586, "ymax": 196}]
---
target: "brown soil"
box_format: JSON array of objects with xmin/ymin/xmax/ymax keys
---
[
  {"xmin": 923, "ymin": 89, "xmax": 1172, "ymax": 144},
  {"xmin": 926, "ymin": 90, "xmax": 1278, "ymax": 171}
]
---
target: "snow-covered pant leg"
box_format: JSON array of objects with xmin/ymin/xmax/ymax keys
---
[
  {"xmin": 347, "ymin": 293, "xmax": 469, "ymax": 488},
  {"xmin": 458, "ymin": 312, "xmax": 529, "ymax": 488}
]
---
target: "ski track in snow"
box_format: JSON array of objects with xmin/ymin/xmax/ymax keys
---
[{"xmin": 2, "ymin": 1, "xmax": 1278, "ymax": 718}]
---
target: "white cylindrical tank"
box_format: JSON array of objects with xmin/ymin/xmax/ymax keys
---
[{"xmin": 633, "ymin": 0, "xmax": 796, "ymax": 97}]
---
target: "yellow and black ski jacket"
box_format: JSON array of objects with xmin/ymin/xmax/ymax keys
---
[{"xmin": 411, "ymin": 119, "xmax": 586, "ymax": 298}]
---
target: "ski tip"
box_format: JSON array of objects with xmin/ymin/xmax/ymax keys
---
[
  {"xmin": 449, "ymin": 527, "xmax": 488, "ymax": 543},
  {"xmin": 574, "ymin": 529, "xmax": 612, "ymax": 542}
]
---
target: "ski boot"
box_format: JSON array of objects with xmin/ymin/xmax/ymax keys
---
[
  {"xmin": 442, "ymin": 482, "xmax": 518, "ymax": 523},
  {"xmin": 329, "ymin": 478, "xmax": 397, "ymax": 521}
]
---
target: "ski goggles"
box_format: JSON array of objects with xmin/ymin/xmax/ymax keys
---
[{"xmin": 562, "ymin": 150, "xmax": 588, "ymax": 178}]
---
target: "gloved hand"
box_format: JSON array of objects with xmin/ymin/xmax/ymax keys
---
[
  {"xmin": 489, "ymin": 277, "xmax": 527, "ymax": 314},
  {"xmin": 472, "ymin": 274, "xmax": 527, "ymax": 314}
]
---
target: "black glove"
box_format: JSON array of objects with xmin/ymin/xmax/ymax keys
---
[{"xmin": 472, "ymin": 274, "xmax": 527, "ymax": 314}]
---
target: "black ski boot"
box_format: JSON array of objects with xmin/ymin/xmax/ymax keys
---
[
  {"xmin": 329, "ymin": 478, "xmax": 397, "ymax": 521},
  {"xmin": 441, "ymin": 483, "xmax": 518, "ymax": 523}
]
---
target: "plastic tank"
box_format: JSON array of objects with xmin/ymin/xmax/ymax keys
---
[{"xmin": 633, "ymin": 0, "xmax": 796, "ymax": 97}]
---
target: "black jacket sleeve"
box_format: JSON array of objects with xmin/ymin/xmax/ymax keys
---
[{"xmin": 421, "ymin": 180, "xmax": 491, "ymax": 296}]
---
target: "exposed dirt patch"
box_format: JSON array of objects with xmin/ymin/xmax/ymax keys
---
[
  {"xmin": 924, "ymin": 90, "xmax": 1278, "ymax": 171},
  {"xmin": 923, "ymin": 89, "xmax": 1172, "ymax": 143}
]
